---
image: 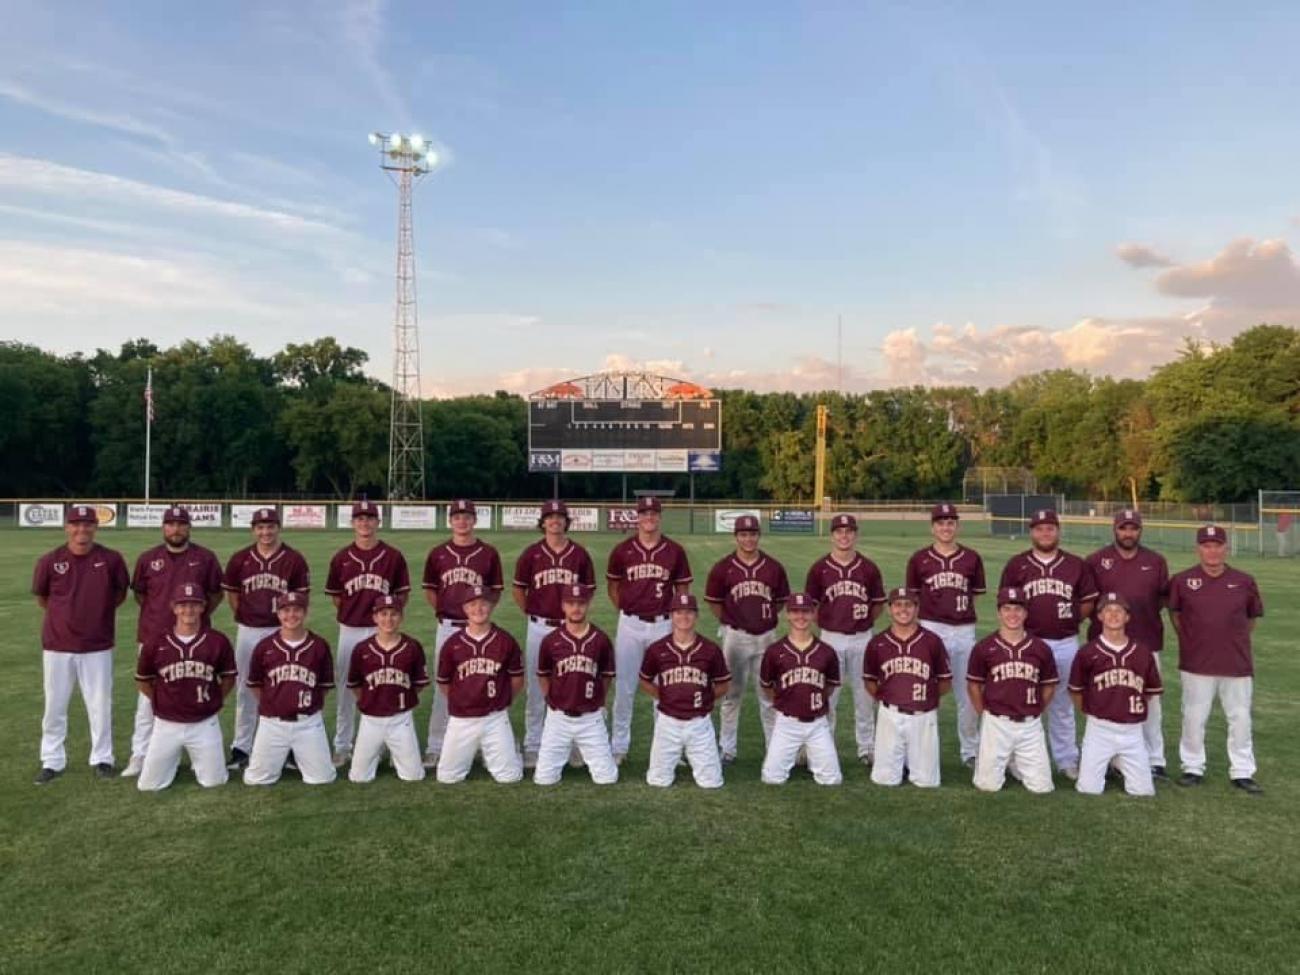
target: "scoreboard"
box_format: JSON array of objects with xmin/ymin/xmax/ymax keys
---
[{"xmin": 528, "ymin": 398, "xmax": 722, "ymax": 473}]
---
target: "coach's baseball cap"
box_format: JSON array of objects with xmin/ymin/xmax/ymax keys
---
[
  {"xmin": 163, "ymin": 505, "xmax": 191, "ymax": 525},
  {"xmin": 1197, "ymin": 524, "xmax": 1226, "ymax": 545},
  {"xmin": 276, "ymin": 591, "xmax": 308, "ymax": 610},
  {"xmin": 351, "ymin": 500, "xmax": 380, "ymax": 519},
  {"xmin": 887, "ymin": 586, "xmax": 918, "ymax": 605},
  {"xmin": 1029, "ymin": 509, "xmax": 1060, "ymax": 528},
  {"xmin": 636, "ymin": 496, "xmax": 663, "ymax": 514},
  {"xmin": 931, "ymin": 502, "xmax": 960, "ymax": 521},
  {"xmin": 786, "ymin": 592, "xmax": 817, "ymax": 612},
  {"xmin": 252, "ymin": 507, "xmax": 280, "ymax": 525},
  {"xmin": 1097, "ymin": 591, "xmax": 1131, "ymax": 611},
  {"xmin": 1113, "ymin": 508, "xmax": 1142, "ymax": 528},
  {"xmin": 560, "ymin": 583, "xmax": 595, "ymax": 603},
  {"xmin": 449, "ymin": 498, "xmax": 477, "ymax": 516},
  {"xmin": 372, "ymin": 594, "xmax": 403, "ymax": 614},
  {"xmin": 670, "ymin": 592, "xmax": 698, "ymax": 613},
  {"xmin": 733, "ymin": 514, "xmax": 760, "ymax": 534},
  {"xmin": 170, "ymin": 583, "xmax": 206, "ymax": 605},
  {"xmin": 538, "ymin": 500, "xmax": 569, "ymax": 525},
  {"xmin": 996, "ymin": 586, "xmax": 1028, "ymax": 608},
  {"xmin": 830, "ymin": 513, "xmax": 857, "ymax": 531},
  {"xmin": 65, "ymin": 504, "xmax": 97, "ymax": 525}
]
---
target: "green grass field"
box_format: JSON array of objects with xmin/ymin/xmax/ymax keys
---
[{"xmin": 2, "ymin": 524, "xmax": 1297, "ymax": 974}]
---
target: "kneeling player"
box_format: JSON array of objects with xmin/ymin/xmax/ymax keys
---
[
  {"xmin": 534, "ymin": 585, "xmax": 618, "ymax": 786},
  {"xmin": 435, "ymin": 586, "xmax": 526, "ymax": 784},
  {"xmin": 1069, "ymin": 592, "xmax": 1162, "ymax": 797},
  {"xmin": 639, "ymin": 593, "xmax": 731, "ymax": 788},
  {"xmin": 864, "ymin": 588, "xmax": 951, "ymax": 788},
  {"xmin": 135, "ymin": 584, "xmax": 237, "ymax": 792},
  {"xmin": 347, "ymin": 595, "xmax": 430, "ymax": 783},
  {"xmin": 967, "ymin": 587, "xmax": 1059, "ymax": 793},
  {"xmin": 759, "ymin": 593, "xmax": 842, "ymax": 786},
  {"xmin": 243, "ymin": 592, "xmax": 336, "ymax": 786}
]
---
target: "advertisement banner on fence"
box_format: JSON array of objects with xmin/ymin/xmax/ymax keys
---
[
  {"xmin": 561, "ymin": 450, "xmax": 593, "ymax": 472},
  {"xmin": 592, "ymin": 450, "xmax": 625, "ymax": 472},
  {"xmin": 714, "ymin": 508, "xmax": 761, "ymax": 533},
  {"xmin": 187, "ymin": 503, "xmax": 222, "ymax": 527},
  {"xmin": 390, "ymin": 505, "xmax": 437, "ymax": 530},
  {"xmin": 19, "ymin": 503, "xmax": 63, "ymax": 527},
  {"xmin": 281, "ymin": 504, "xmax": 327, "ymax": 529},
  {"xmin": 769, "ymin": 508, "xmax": 816, "ymax": 534},
  {"xmin": 570, "ymin": 506, "xmax": 599, "ymax": 532},
  {"xmin": 444, "ymin": 504, "xmax": 493, "ymax": 529},
  {"xmin": 607, "ymin": 507, "xmax": 638, "ymax": 531},
  {"xmin": 335, "ymin": 504, "xmax": 384, "ymax": 528},
  {"xmin": 655, "ymin": 450, "xmax": 688, "ymax": 472},
  {"xmin": 528, "ymin": 449, "xmax": 561, "ymax": 473},
  {"xmin": 689, "ymin": 450, "xmax": 722, "ymax": 473},
  {"xmin": 91, "ymin": 503, "xmax": 118, "ymax": 527},
  {"xmin": 230, "ymin": 504, "xmax": 263, "ymax": 528},
  {"xmin": 623, "ymin": 450, "xmax": 656, "ymax": 472},
  {"xmin": 501, "ymin": 505, "xmax": 541, "ymax": 530}
]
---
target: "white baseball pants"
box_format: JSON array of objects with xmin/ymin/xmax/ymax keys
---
[
  {"xmin": 612, "ymin": 613, "xmax": 671, "ymax": 756},
  {"xmin": 1041, "ymin": 635, "xmax": 1080, "ymax": 771},
  {"xmin": 128, "ymin": 641, "xmax": 155, "ymax": 761},
  {"xmin": 436, "ymin": 710, "xmax": 524, "ymax": 784},
  {"xmin": 243, "ymin": 712, "xmax": 336, "ymax": 786},
  {"xmin": 921, "ymin": 620, "xmax": 979, "ymax": 762},
  {"xmin": 523, "ymin": 617, "xmax": 560, "ymax": 755},
  {"xmin": 41, "ymin": 648, "xmax": 114, "ymax": 771},
  {"xmin": 717, "ymin": 626, "xmax": 776, "ymax": 758},
  {"xmin": 973, "ymin": 712, "xmax": 1053, "ymax": 794},
  {"xmin": 333, "ymin": 624, "xmax": 376, "ymax": 753},
  {"xmin": 424, "ymin": 619, "xmax": 461, "ymax": 757},
  {"xmin": 234, "ymin": 624, "xmax": 278, "ymax": 754},
  {"xmin": 137, "ymin": 715, "xmax": 227, "ymax": 792},
  {"xmin": 761, "ymin": 713, "xmax": 842, "ymax": 786},
  {"xmin": 1179, "ymin": 671, "xmax": 1255, "ymax": 779},
  {"xmin": 1143, "ymin": 654, "xmax": 1166, "ymax": 768},
  {"xmin": 349, "ymin": 711, "xmax": 425, "ymax": 782},
  {"xmin": 534, "ymin": 708, "xmax": 618, "ymax": 786},
  {"xmin": 871, "ymin": 704, "xmax": 940, "ymax": 788},
  {"xmin": 647, "ymin": 711, "xmax": 724, "ymax": 788},
  {"xmin": 821, "ymin": 630, "xmax": 875, "ymax": 759},
  {"xmin": 1077, "ymin": 717, "xmax": 1154, "ymax": 797}
]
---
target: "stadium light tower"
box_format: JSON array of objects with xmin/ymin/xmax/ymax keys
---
[{"xmin": 369, "ymin": 130, "xmax": 439, "ymax": 500}]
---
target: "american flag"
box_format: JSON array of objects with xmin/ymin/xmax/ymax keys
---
[{"xmin": 144, "ymin": 367, "xmax": 154, "ymax": 424}]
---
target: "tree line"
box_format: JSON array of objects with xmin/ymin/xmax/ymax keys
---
[{"xmin": 2, "ymin": 325, "xmax": 1298, "ymax": 503}]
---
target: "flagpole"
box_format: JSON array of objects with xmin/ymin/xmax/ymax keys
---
[{"xmin": 144, "ymin": 367, "xmax": 153, "ymax": 504}]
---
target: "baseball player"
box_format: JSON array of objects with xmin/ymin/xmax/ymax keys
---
[
  {"xmin": 606, "ymin": 496, "xmax": 692, "ymax": 762},
  {"xmin": 346, "ymin": 595, "xmax": 429, "ymax": 783},
  {"xmin": 243, "ymin": 592, "xmax": 336, "ymax": 786},
  {"xmin": 639, "ymin": 593, "xmax": 731, "ymax": 788},
  {"xmin": 326, "ymin": 499, "xmax": 411, "ymax": 767},
  {"xmin": 1085, "ymin": 509, "xmax": 1171, "ymax": 777},
  {"xmin": 804, "ymin": 513, "xmax": 886, "ymax": 764},
  {"xmin": 122, "ymin": 505, "xmax": 223, "ymax": 779},
  {"xmin": 967, "ymin": 587, "xmax": 1059, "ymax": 794},
  {"xmin": 512, "ymin": 500, "xmax": 595, "ymax": 769},
  {"xmin": 863, "ymin": 588, "xmax": 952, "ymax": 788},
  {"xmin": 434, "ymin": 586, "xmax": 526, "ymax": 784},
  {"xmin": 220, "ymin": 507, "xmax": 311, "ymax": 771},
  {"xmin": 906, "ymin": 502, "xmax": 986, "ymax": 767},
  {"xmin": 422, "ymin": 498, "xmax": 504, "ymax": 768},
  {"xmin": 533, "ymin": 584, "xmax": 618, "ymax": 786},
  {"xmin": 705, "ymin": 514, "xmax": 790, "ymax": 763},
  {"xmin": 134, "ymin": 583, "xmax": 238, "ymax": 792},
  {"xmin": 32, "ymin": 504, "xmax": 130, "ymax": 784},
  {"xmin": 758, "ymin": 593, "xmax": 842, "ymax": 786},
  {"xmin": 998, "ymin": 509, "xmax": 1098, "ymax": 779},
  {"xmin": 1169, "ymin": 524, "xmax": 1265, "ymax": 794},
  {"xmin": 1068, "ymin": 592, "xmax": 1163, "ymax": 797}
]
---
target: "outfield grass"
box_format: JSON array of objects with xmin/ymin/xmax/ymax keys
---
[{"xmin": 2, "ymin": 524, "xmax": 1297, "ymax": 974}]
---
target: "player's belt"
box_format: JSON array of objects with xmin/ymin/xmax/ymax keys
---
[
  {"xmin": 440, "ymin": 618, "xmax": 468, "ymax": 627},
  {"xmin": 561, "ymin": 708, "xmax": 595, "ymax": 718},
  {"xmin": 779, "ymin": 710, "xmax": 820, "ymax": 723},
  {"xmin": 884, "ymin": 703, "xmax": 926, "ymax": 716},
  {"xmin": 529, "ymin": 615, "xmax": 563, "ymax": 627},
  {"xmin": 628, "ymin": 613, "xmax": 668, "ymax": 623},
  {"xmin": 991, "ymin": 712, "xmax": 1030, "ymax": 723}
]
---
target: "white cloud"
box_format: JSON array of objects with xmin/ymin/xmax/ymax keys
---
[
  {"xmin": 1116, "ymin": 242, "xmax": 1174, "ymax": 268},
  {"xmin": 1154, "ymin": 237, "xmax": 1300, "ymax": 305}
]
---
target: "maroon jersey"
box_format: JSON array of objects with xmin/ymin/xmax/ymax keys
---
[
  {"xmin": 346, "ymin": 634, "xmax": 429, "ymax": 716},
  {"xmin": 537, "ymin": 623, "xmax": 615, "ymax": 713},
  {"xmin": 759, "ymin": 636, "xmax": 840, "ymax": 720},
  {"xmin": 435, "ymin": 624, "xmax": 524, "ymax": 717},
  {"xmin": 905, "ymin": 545, "xmax": 987, "ymax": 625},
  {"xmin": 246, "ymin": 631, "xmax": 335, "ymax": 719},
  {"xmin": 1168, "ymin": 565, "xmax": 1264, "ymax": 677},
  {"xmin": 606, "ymin": 537, "xmax": 692, "ymax": 616},
  {"xmin": 864, "ymin": 627, "xmax": 951, "ymax": 712},
  {"xmin": 998, "ymin": 550, "xmax": 1099, "ymax": 640},
  {"xmin": 1068, "ymin": 637, "xmax": 1162, "ymax": 724},
  {"xmin": 136, "ymin": 628, "xmax": 237, "ymax": 723},
  {"xmin": 639, "ymin": 634, "xmax": 730, "ymax": 720},
  {"xmin": 423, "ymin": 539, "xmax": 505, "ymax": 622},
  {"xmin": 512, "ymin": 540, "xmax": 595, "ymax": 620},
  {"xmin": 804, "ymin": 554, "xmax": 886, "ymax": 634},
  {"xmin": 1085, "ymin": 545, "xmax": 1170, "ymax": 651},
  {"xmin": 704, "ymin": 552, "xmax": 791, "ymax": 634},
  {"xmin": 32, "ymin": 543, "xmax": 130, "ymax": 652},
  {"xmin": 967, "ymin": 632, "xmax": 1059, "ymax": 719},
  {"xmin": 326, "ymin": 542, "xmax": 411, "ymax": 626},
  {"xmin": 132, "ymin": 543, "xmax": 223, "ymax": 645},
  {"xmin": 221, "ymin": 544, "xmax": 311, "ymax": 628}
]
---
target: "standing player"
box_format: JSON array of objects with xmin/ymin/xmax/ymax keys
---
[
  {"xmin": 863, "ymin": 588, "xmax": 952, "ymax": 788},
  {"xmin": 638, "ymin": 593, "xmax": 731, "ymax": 789},
  {"xmin": 512, "ymin": 500, "xmax": 595, "ymax": 768},
  {"xmin": 422, "ymin": 498, "xmax": 504, "ymax": 768},
  {"xmin": 967, "ymin": 587, "xmax": 1059, "ymax": 794},
  {"xmin": 706, "ymin": 514, "xmax": 790, "ymax": 764},
  {"xmin": 1169, "ymin": 524, "xmax": 1265, "ymax": 794},
  {"xmin": 221, "ymin": 507, "xmax": 311, "ymax": 771},
  {"xmin": 435, "ymin": 587, "xmax": 526, "ymax": 784},
  {"xmin": 1068, "ymin": 593, "xmax": 1163, "ymax": 797},
  {"xmin": 998, "ymin": 509, "xmax": 1098, "ymax": 779},
  {"xmin": 534, "ymin": 584, "xmax": 618, "ymax": 786},
  {"xmin": 32, "ymin": 505, "xmax": 130, "ymax": 784},
  {"xmin": 906, "ymin": 502, "xmax": 986, "ymax": 768},
  {"xmin": 804, "ymin": 513, "xmax": 886, "ymax": 764},
  {"xmin": 326, "ymin": 499, "xmax": 411, "ymax": 767},
  {"xmin": 243, "ymin": 592, "xmax": 336, "ymax": 786},
  {"xmin": 123, "ymin": 505, "xmax": 223, "ymax": 778},
  {"xmin": 1085, "ymin": 509, "xmax": 1171, "ymax": 777},
  {"xmin": 758, "ymin": 593, "xmax": 842, "ymax": 786},
  {"xmin": 606, "ymin": 496, "xmax": 692, "ymax": 762},
  {"xmin": 135, "ymin": 584, "xmax": 238, "ymax": 792}
]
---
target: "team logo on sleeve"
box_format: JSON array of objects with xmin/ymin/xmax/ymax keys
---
[{"xmin": 54, "ymin": 561, "xmax": 69, "ymax": 575}]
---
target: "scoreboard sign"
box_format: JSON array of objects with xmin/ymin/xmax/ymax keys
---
[{"xmin": 528, "ymin": 394, "xmax": 722, "ymax": 473}]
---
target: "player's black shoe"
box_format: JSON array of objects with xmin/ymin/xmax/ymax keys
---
[
  {"xmin": 1151, "ymin": 765, "xmax": 1169, "ymax": 780},
  {"xmin": 226, "ymin": 748, "xmax": 249, "ymax": 771},
  {"xmin": 93, "ymin": 762, "xmax": 116, "ymax": 779},
  {"xmin": 285, "ymin": 755, "xmax": 299, "ymax": 773},
  {"xmin": 1176, "ymin": 772, "xmax": 1203, "ymax": 787},
  {"xmin": 34, "ymin": 767, "xmax": 63, "ymax": 785},
  {"xmin": 1231, "ymin": 777, "xmax": 1263, "ymax": 795}
]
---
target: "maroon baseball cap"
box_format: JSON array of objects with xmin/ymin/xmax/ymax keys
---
[
  {"xmin": 351, "ymin": 500, "xmax": 380, "ymax": 519},
  {"xmin": 449, "ymin": 498, "xmax": 477, "ymax": 516},
  {"xmin": 559, "ymin": 583, "xmax": 594, "ymax": 603},
  {"xmin": 462, "ymin": 584, "xmax": 496, "ymax": 605},
  {"xmin": 636, "ymin": 496, "xmax": 663, "ymax": 514},
  {"xmin": 1029, "ymin": 509, "xmax": 1059, "ymax": 528},
  {"xmin": 65, "ymin": 504, "xmax": 97, "ymax": 525},
  {"xmin": 996, "ymin": 586, "xmax": 1028, "ymax": 608},
  {"xmin": 1197, "ymin": 524, "xmax": 1226, "ymax": 545},
  {"xmin": 372, "ymin": 594, "xmax": 403, "ymax": 614},
  {"xmin": 276, "ymin": 591, "xmax": 308, "ymax": 610},
  {"xmin": 252, "ymin": 507, "xmax": 280, "ymax": 525},
  {"xmin": 1113, "ymin": 508, "xmax": 1142, "ymax": 528},
  {"xmin": 733, "ymin": 514, "xmax": 760, "ymax": 533},
  {"xmin": 887, "ymin": 586, "xmax": 918, "ymax": 604},
  {"xmin": 786, "ymin": 592, "xmax": 817, "ymax": 612},
  {"xmin": 163, "ymin": 505, "xmax": 191, "ymax": 525},
  {"xmin": 830, "ymin": 513, "xmax": 857, "ymax": 531},
  {"xmin": 670, "ymin": 592, "xmax": 698, "ymax": 613},
  {"xmin": 539, "ymin": 500, "xmax": 569, "ymax": 523},
  {"xmin": 170, "ymin": 582, "xmax": 206, "ymax": 605},
  {"xmin": 1097, "ymin": 591, "xmax": 1131, "ymax": 611},
  {"xmin": 930, "ymin": 502, "xmax": 959, "ymax": 521}
]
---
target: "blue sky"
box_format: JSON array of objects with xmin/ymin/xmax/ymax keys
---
[{"xmin": 2, "ymin": 1, "xmax": 1299, "ymax": 393}]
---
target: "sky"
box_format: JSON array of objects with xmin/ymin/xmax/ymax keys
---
[{"xmin": 2, "ymin": 1, "xmax": 1300, "ymax": 395}]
